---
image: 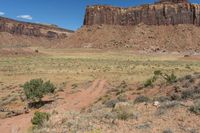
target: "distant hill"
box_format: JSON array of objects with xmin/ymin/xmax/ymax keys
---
[{"xmin": 0, "ymin": 16, "xmax": 73, "ymax": 48}]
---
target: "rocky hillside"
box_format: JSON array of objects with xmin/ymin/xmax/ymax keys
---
[
  {"xmin": 0, "ymin": 17, "xmax": 73, "ymax": 39},
  {"xmin": 63, "ymin": 24, "xmax": 200, "ymax": 52},
  {"xmin": 0, "ymin": 17, "xmax": 74, "ymax": 48},
  {"xmin": 84, "ymin": 0, "xmax": 200, "ymax": 26}
]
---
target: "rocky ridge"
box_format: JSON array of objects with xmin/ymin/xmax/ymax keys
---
[
  {"xmin": 84, "ymin": 0, "xmax": 200, "ymax": 26},
  {"xmin": 0, "ymin": 17, "xmax": 73, "ymax": 39}
]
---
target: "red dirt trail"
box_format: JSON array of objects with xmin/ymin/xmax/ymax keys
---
[{"xmin": 0, "ymin": 79, "xmax": 108, "ymax": 133}]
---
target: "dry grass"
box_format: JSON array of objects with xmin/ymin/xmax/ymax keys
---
[
  {"xmin": 0, "ymin": 48, "xmax": 199, "ymax": 101},
  {"xmin": 1, "ymin": 49, "xmax": 199, "ymax": 85}
]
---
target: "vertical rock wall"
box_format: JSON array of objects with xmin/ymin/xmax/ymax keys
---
[{"xmin": 84, "ymin": 2, "xmax": 200, "ymax": 26}]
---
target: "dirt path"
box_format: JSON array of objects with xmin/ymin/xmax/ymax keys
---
[
  {"xmin": 0, "ymin": 79, "xmax": 108, "ymax": 133},
  {"xmin": 57, "ymin": 79, "xmax": 108, "ymax": 111}
]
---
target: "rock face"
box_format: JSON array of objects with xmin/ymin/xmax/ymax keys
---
[
  {"xmin": 0, "ymin": 17, "xmax": 73, "ymax": 39},
  {"xmin": 84, "ymin": 0, "xmax": 200, "ymax": 26},
  {"xmin": 158, "ymin": 0, "xmax": 188, "ymax": 3}
]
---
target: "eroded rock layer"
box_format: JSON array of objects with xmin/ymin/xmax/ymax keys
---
[
  {"xmin": 0, "ymin": 17, "xmax": 73, "ymax": 39},
  {"xmin": 84, "ymin": 1, "xmax": 200, "ymax": 26}
]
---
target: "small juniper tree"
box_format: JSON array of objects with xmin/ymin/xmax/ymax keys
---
[{"xmin": 22, "ymin": 79, "xmax": 56, "ymax": 104}]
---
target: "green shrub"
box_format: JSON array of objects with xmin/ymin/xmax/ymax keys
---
[
  {"xmin": 144, "ymin": 70, "xmax": 160, "ymax": 87},
  {"xmin": 31, "ymin": 112, "xmax": 50, "ymax": 127},
  {"xmin": 164, "ymin": 73, "xmax": 177, "ymax": 84},
  {"xmin": 154, "ymin": 70, "xmax": 162, "ymax": 76},
  {"xmin": 144, "ymin": 70, "xmax": 177, "ymax": 87},
  {"xmin": 144, "ymin": 78, "xmax": 153, "ymax": 87},
  {"xmin": 144, "ymin": 76, "xmax": 157, "ymax": 87},
  {"xmin": 22, "ymin": 79, "xmax": 56, "ymax": 102}
]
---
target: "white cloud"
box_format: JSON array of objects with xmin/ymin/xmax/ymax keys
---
[
  {"xmin": 0, "ymin": 12, "xmax": 5, "ymax": 16},
  {"xmin": 17, "ymin": 15, "xmax": 32, "ymax": 20}
]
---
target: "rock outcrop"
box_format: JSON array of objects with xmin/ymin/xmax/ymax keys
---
[
  {"xmin": 84, "ymin": 0, "xmax": 200, "ymax": 26},
  {"xmin": 0, "ymin": 17, "xmax": 73, "ymax": 39},
  {"xmin": 158, "ymin": 0, "xmax": 188, "ymax": 3}
]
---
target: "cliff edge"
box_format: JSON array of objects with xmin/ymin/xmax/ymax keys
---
[
  {"xmin": 84, "ymin": 0, "xmax": 200, "ymax": 26},
  {"xmin": 0, "ymin": 17, "xmax": 73, "ymax": 39}
]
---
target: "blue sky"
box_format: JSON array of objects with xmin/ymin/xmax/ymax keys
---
[{"xmin": 0, "ymin": 0, "xmax": 199, "ymax": 30}]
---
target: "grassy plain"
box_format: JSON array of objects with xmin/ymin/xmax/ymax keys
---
[{"xmin": 0, "ymin": 48, "xmax": 199, "ymax": 90}]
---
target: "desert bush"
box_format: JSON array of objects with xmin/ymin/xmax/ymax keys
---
[
  {"xmin": 155, "ymin": 101, "xmax": 180, "ymax": 116},
  {"xmin": 135, "ymin": 122, "xmax": 151, "ymax": 130},
  {"xmin": 190, "ymin": 101, "xmax": 200, "ymax": 115},
  {"xmin": 144, "ymin": 70, "xmax": 177, "ymax": 87},
  {"xmin": 31, "ymin": 112, "xmax": 50, "ymax": 127},
  {"xmin": 144, "ymin": 70, "xmax": 163, "ymax": 87},
  {"xmin": 154, "ymin": 70, "xmax": 162, "ymax": 76},
  {"xmin": 22, "ymin": 79, "xmax": 56, "ymax": 102},
  {"xmin": 116, "ymin": 109, "xmax": 132, "ymax": 120},
  {"xmin": 134, "ymin": 96, "xmax": 150, "ymax": 104},
  {"xmin": 113, "ymin": 102, "xmax": 137, "ymax": 120},
  {"xmin": 164, "ymin": 73, "xmax": 177, "ymax": 84},
  {"xmin": 156, "ymin": 70, "xmax": 177, "ymax": 84},
  {"xmin": 104, "ymin": 99, "xmax": 119, "ymax": 108},
  {"xmin": 170, "ymin": 94, "xmax": 181, "ymax": 101},
  {"xmin": 162, "ymin": 129, "xmax": 173, "ymax": 133},
  {"xmin": 159, "ymin": 101, "xmax": 180, "ymax": 110},
  {"xmin": 0, "ymin": 95, "xmax": 18, "ymax": 106},
  {"xmin": 185, "ymin": 75, "xmax": 192, "ymax": 80},
  {"xmin": 144, "ymin": 78, "xmax": 154, "ymax": 87},
  {"xmin": 154, "ymin": 96, "xmax": 170, "ymax": 102},
  {"xmin": 181, "ymin": 90, "xmax": 194, "ymax": 99}
]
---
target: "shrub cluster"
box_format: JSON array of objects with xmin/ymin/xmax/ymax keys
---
[
  {"xmin": 31, "ymin": 111, "xmax": 50, "ymax": 127},
  {"xmin": 134, "ymin": 96, "xmax": 150, "ymax": 104},
  {"xmin": 22, "ymin": 79, "xmax": 56, "ymax": 102},
  {"xmin": 144, "ymin": 70, "xmax": 177, "ymax": 87}
]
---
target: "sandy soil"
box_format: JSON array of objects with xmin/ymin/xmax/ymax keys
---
[{"xmin": 0, "ymin": 79, "xmax": 108, "ymax": 133}]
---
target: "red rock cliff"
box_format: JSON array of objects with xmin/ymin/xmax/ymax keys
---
[
  {"xmin": 84, "ymin": 0, "xmax": 200, "ymax": 26},
  {"xmin": 0, "ymin": 17, "xmax": 73, "ymax": 39}
]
